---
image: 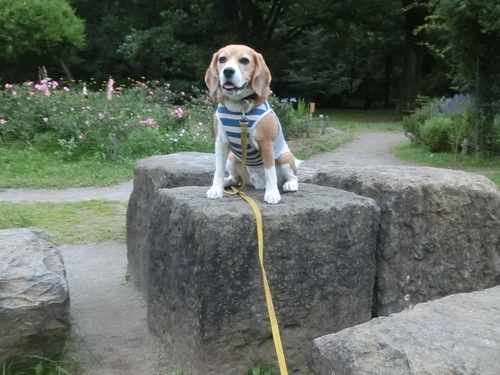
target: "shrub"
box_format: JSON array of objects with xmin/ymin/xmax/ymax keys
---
[
  {"xmin": 268, "ymin": 95, "xmax": 309, "ymax": 138},
  {"xmin": 421, "ymin": 115, "xmax": 454, "ymax": 152},
  {"xmin": 0, "ymin": 78, "xmax": 215, "ymax": 160},
  {"xmin": 403, "ymin": 94, "xmax": 478, "ymax": 152}
]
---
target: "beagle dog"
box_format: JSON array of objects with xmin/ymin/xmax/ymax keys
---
[{"xmin": 205, "ymin": 44, "xmax": 299, "ymax": 204}]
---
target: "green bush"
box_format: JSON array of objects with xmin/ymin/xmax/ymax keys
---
[
  {"xmin": 402, "ymin": 94, "xmax": 486, "ymax": 153},
  {"xmin": 268, "ymin": 95, "xmax": 309, "ymax": 138},
  {"xmin": 421, "ymin": 115, "xmax": 454, "ymax": 152}
]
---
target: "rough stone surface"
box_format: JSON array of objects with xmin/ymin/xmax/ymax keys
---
[
  {"xmin": 0, "ymin": 228, "xmax": 70, "ymax": 363},
  {"xmin": 312, "ymin": 166, "xmax": 500, "ymax": 315},
  {"xmin": 146, "ymin": 184, "xmax": 380, "ymax": 375},
  {"xmin": 309, "ymin": 285, "xmax": 500, "ymax": 375},
  {"xmin": 126, "ymin": 152, "xmax": 214, "ymax": 295}
]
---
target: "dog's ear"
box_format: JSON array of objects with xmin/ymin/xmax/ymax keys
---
[
  {"xmin": 205, "ymin": 52, "xmax": 220, "ymax": 95},
  {"xmin": 252, "ymin": 52, "xmax": 271, "ymax": 101}
]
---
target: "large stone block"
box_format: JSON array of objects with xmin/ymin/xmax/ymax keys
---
[
  {"xmin": 309, "ymin": 285, "xmax": 500, "ymax": 375},
  {"xmin": 146, "ymin": 184, "xmax": 380, "ymax": 375},
  {"xmin": 126, "ymin": 152, "xmax": 214, "ymax": 295},
  {"xmin": 312, "ymin": 166, "xmax": 500, "ymax": 316},
  {"xmin": 0, "ymin": 228, "xmax": 70, "ymax": 364}
]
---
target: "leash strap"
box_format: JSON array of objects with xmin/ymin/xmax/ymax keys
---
[
  {"xmin": 225, "ymin": 107, "xmax": 289, "ymax": 374},
  {"xmin": 231, "ymin": 187, "xmax": 289, "ymax": 375},
  {"xmin": 225, "ymin": 115, "xmax": 249, "ymax": 195}
]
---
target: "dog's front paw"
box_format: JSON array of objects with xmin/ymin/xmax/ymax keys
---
[
  {"xmin": 206, "ymin": 185, "xmax": 224, "ymax": 200},
  {"xmin": 283, "ymin": 180, "xmax": 298, "ymax": 192},
  {"xmin": 264, "ymin": 189, "xmax": 281, "ymax": 204}
]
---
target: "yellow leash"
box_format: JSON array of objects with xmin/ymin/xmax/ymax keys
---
[{"xmin": 226, "ymin": 110, "xmax": 289, "ymax": 375}]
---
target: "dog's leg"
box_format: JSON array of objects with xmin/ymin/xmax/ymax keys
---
[
  {"xmin": 264, "ymin": 166, "xmax": 281, "ymax": 204},
  {"xmin": 223, "ymin": 152, "xmax": 245, "ymax": 187},
  {"xmin": 207, "ymin": 124, "xmax": 230, "ymax": 199},
  {"xmin": 258, "ymin": 141, "xmax": 281, "ymax": 204},
  {"xmin": 277, "ymin": 152, "xmax": 299, "ymax": 192}
]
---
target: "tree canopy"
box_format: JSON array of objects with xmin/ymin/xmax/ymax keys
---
[
  {"xmin": 2, "ymin": 0, "xmax": 500, "ymax": 109},
  {"xmin": 0, "ymin": 0, "xmax": 85, "ymax": 81}
]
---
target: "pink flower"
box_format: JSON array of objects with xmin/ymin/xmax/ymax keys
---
[
  {"xmin": 4, "ymin": 83, "xmax": 13, "ymax": 89},
  {"xmin": 78, "ymin": 134, "xmax": 85, "ymax": 140},
  {"xmin": 173, "ymin": 107, "xmax": 184, "ymax": 118},
  {"xmin": 107, "ymin": 76, "xmax": 114, "ymax": 100},
  {"xmin": 139, "ymin": 117, "xmax": 157, "ymax": 128},
  {"xmin": 11, "ymin": 91, "xmax": 17, "ymax": 96},
  {"xmin": 0, "ymin": 119, "xmax": 7, "ymax": 124},
  {"xmin": 63, "ymin": 86, "xmax": 70, "ymax": 91},
  {"xmin": 34, "ymin": 81, "xmax": 50, "ymax": 96}
]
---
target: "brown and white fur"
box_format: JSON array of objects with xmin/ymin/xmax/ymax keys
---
[{"xmin": 205, "ymin": 44, "xmax": 298, "ymax": 204}]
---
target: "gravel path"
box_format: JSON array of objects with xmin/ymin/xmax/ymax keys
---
[{"xmin": 1, "ymin": 131, "xmax": 413, "ymax": 375}]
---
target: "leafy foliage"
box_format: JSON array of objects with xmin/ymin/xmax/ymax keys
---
[
  {"xmin": 427, "ymin": 0, "xmax": 500, "ymax": 102},
  {"xmin": 402, "ymin": 94, "xmax": 479, "ymax": 152},
  {"xmin": 0, "ymin": 0, "xmax": 85, "ymax": 81},
  {"xmin": 0, "ymin": 78, "xmax": 215, "ymax": 160}
]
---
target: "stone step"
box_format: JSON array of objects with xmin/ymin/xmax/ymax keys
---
[{"xmin": 310, "ymin": 285, "xmax": 500, "ymax": 375}]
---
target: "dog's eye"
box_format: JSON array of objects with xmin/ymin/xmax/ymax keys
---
[
  {"xmin": 218, "ymin": 56, "xmax": 227, "ymax": 64},
  {"xmin": 239, "ymin": 57, "xmax": 250, "ymax": 65}
]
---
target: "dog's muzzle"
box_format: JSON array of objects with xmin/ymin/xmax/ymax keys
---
[
  {"xmin": 221, "ymin": 67, "xmax": 247, "ymax": 92},
  {"xmin": 222, "ymin": 80, "xmax": 247, "ymax": 92}
]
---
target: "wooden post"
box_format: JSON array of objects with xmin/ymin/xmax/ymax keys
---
[
  {"xmin": 461, "ymin": 139, "xmax": 469, "ymax": 156},
  {"xmin": 109, "ymin": 133, "xmax": 118, "ymax": 160},
  {"xmin": 307, "ymin": 102, "xmax": 315, "ymax": 138}
]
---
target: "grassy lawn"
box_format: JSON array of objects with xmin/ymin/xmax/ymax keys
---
[
  {"xmin": 0, "ymin": 200, "xmax": 127, "ymax": 245},
  {"xmin": 0, "ymin": 147, "xmax": 134, "ymax": 189},
  {"xmin": 393, "ymin": 141, "xmax": 500, "ymax": 186}
]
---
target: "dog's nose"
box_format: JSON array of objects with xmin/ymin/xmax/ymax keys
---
[{"xmin": 223, "ymin": 67, "xmax": 235, "ymax": 78}]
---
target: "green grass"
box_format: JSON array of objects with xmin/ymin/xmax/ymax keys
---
[
  {"xmin": 394, "ymin": 141, "xmax": 500, "ymax": 187},
  {"xmin": 393, "ymin": 141, "xmax": 500, "ymax": 169},
  {"xmin": 488, "ymin": 171, "xmax": 500, "ymax": 186},
  {"xmin": 0, "ymin": 200, "xmax": 127, "ymax": 245},
  {"xmin": 0, "ymin": 147, "xmax": 134, "ymax": 189},
  {"xmin": 1, "ymin": 353, "xmax": 81, "ymax": 375},
  {"xmin": 318, "ymin": 108, "xmax": 403, "ymax": 123}
]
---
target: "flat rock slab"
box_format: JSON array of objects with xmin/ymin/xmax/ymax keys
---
[
  {"xmin": 312, "ymin": 166, "xmax": 500, "ymax": 315},
  {"xmin": 146, "ymin": 184, "xmax": 380, "ymax": 375},
  {"xmin": 0, "ymin": 228, "xmax": 70, "ymax": 363},
  {"xmin": 310, "ymin": 285, "xmax": 500, "ymax": 375}
]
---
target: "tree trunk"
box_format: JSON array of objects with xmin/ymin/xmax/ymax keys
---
[{"xmin": 398, "ymin": 0, "xmax": 428, "ymax": 111}]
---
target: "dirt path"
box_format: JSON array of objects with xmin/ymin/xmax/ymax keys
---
[{"xmin": 2, "ymin": 131, "xmax": 413, "ymax": 375}]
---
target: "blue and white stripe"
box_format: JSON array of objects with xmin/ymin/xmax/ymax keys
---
[{"xmin": 216, "ymin": 101, "xmax": 289, "ymax": 166}]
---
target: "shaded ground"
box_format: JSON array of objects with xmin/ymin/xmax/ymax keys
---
[{"xmin": 2, "ymin": 131, "xmax": 416, "ymax": 375}]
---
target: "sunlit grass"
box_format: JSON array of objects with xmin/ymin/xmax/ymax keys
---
[
  {"xmin": 0, "ymin": 147, "xmax": 134, "ymax": 189},
  {"xmin": 0, "ymin": 200, "xmax": 127, "ymax": 245},
  {"xmin": 393, "ymin": 141, "xmax": 500, "ymax": 187}
]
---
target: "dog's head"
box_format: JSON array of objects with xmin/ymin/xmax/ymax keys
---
[{"xmin": 205, "ymin": 44, "xmax": 271, "ymax": 107}]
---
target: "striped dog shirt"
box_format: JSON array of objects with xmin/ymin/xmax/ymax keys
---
[{"xmin": 216, "ymin": 100, "xmax": 290, "ymax": 166}]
